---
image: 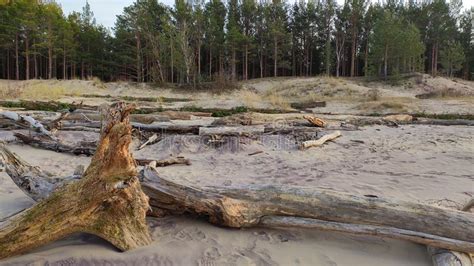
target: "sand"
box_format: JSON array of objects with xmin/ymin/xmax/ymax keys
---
[{"xmin": 1, "ymin": 124, "xmax": 472, "ymax": 265}]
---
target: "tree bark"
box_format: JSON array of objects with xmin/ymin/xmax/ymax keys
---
[
  {"xmin": 136, "ymin": 32, "xmax": 141, "ymax": 82},
  {"xmin": 350, "ymin": 27, "xmax": 356, "ymax": 77},
  {"xmin": 232, "ymin": 47, "xmax": 236, "ymax": 81},
  {"xmin": 208, "ymin": 46, "xmax": 212, "ymax": 80},
  {"xmin": 33, "ymin": 40, "xmax": 38, "ymax": 79},
  {"xmin": 48, "ymin": 45, "xmax": 53, "ymax": 79},
  {"xmin": 25, "ymin": 34, "xmax": 29, "ymax": 80},
  {"xmin": 15, "ymin": 33, "xmax": 19, "ymax": 80},
  {"xmin": 244, "ymin": 44, "xmax": 248, "ymax": 80},
  {"xmin": 274, "ymin": 36, "xmax": 278, "ymax": 77},
  {"xmin": 384, "ymin": 44, "xmax": 388, "ymax": 79},
  {"xmin": 6, "ymin": 49, "xmax": 10, "ymax": 80},
  {"xmin": 63, "ymin": 43, "xmax": 66, "ymax": 80},
  {"xmin": 0, "ymin": 103, "xmax": 152, "ymax": 260},
  {"xmin": 140, "ymin": 167, "xmax": 474, "ymax": 253},
  {"xmin": 199, "ymin": 125, "xmax": 265, "ymax": 136}
]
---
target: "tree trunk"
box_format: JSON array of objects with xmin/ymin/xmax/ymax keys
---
[
  {"xmin": 244, "ymin": 44, "xmax": 248, "ymax": 80},
  {"xmin": 136, "ymin": 32, "xmax": 141, "ymax": 82},
  {"xmin": 6, "ymin": 49, "xmax": 10, "ymax": 80},
  {"xmin": 25, "ymin": 34, "xmax": 30, "ymax": 80},
  {"xmin": 431, "ymin": 44, "xmax": 436, "ymax": 76},
  {"xmin": 48, "ymin": 45, "xmax": 53, "ymax": 79},
  {"xmin": 0, "ymin": 103, "xmax": 152, "ymax": 260},
  {"xmin": 81, "ymin": 61, "xmax": 84, "ymax": 79},
  {"xmin": 364, "ymin": 39, "xmax": 368, "ymax": 77},
  {"xmin": 63, "ymin": 43, "xmax": 67, "ymax": 80},
  {"xmin": 140, "ymin": 167, "xmax": 474, "ymax": 253},
  {"xmin": 434, "ymin": 41, "xmax": 439, "ymax": 77},
  {"xmin": 232, "ymin": 47, "xmax": 236, "ymax": 81},
  {"xmin": 384, "ymin": 44, "xmax": 388, "ymax": 80},
  {"xmin": 197, "ymin": 41, "xmax": 201, "ymax": 79},
  {"xmin": 15, "ymin": 33, "xmax": 19, "ymax": 80},
  {"xmin": 350, "ymin": 29, "xmax": 356, "ymax": 77},
  {"xmin": 171, "ymin": 41, "xmax": 174, "ymax": 83},
  {"xmin": 34, "ymin": 40, "xmax": 38, "ymax": 79},
  {"xmin": 274, "ymin": 36, "xmax": 278, "ymax": 77}
]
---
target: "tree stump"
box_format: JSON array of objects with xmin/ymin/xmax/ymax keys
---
[{"xmin": 0, "ymin": 102, "xmax": 152, "ymax": 259}]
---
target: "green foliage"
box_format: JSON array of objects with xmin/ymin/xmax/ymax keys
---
[
  {"xmin": 0, "ymin": 0, "xmax": 472, "ymax": 83},
  {"xmin": 369, "ymin": 10, "xmax": 424, "ymax": 79},
  {"xmin": 440, "ymin": 41, "xmax": 465, "ymax": 77}
]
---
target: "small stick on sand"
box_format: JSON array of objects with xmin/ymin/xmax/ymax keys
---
[
  {"xmin": 303, "ymin": 115, "xmax": 327, "ymax": 128},
  {"xmin": 138, "ymin": 134, "xmax": 159, "ymax": 150},
  {"xmin": 248, "ymin": 150, "xmax": 263, "ymax": 156},
  {"xmin": 300, "ymin": 131, "xmax": 342, "ymax": 150}
]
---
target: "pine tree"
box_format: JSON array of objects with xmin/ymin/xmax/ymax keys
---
[{"xmin": 440, "ymin": 41, "xmax": 465, "ymax": 77}]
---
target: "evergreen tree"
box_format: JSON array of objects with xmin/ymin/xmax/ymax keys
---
[{"xmin": 440, "ymin": 41, "xmax": 465, "ymax": 77}]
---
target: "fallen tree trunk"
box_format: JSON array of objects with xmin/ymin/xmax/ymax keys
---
[
  {"xmin": 427, "ymin": 200, "xmax": 474, "ymax": 266},
  {"xmin": 51, "ymin": 120, "xmax": 204, "ymax": 134},
  {"xmin": 135, "ymin": 157, "xmax": 191, "ymax": 167},
  {"xmin": 0, "ymin": 111, "xmax": 55, "ymax": 138},
  {"xmin": 0, "ymin": 144, "xmax": 60, "ymax": 201},
  {"xmin": 3, "ymin": 145, "xmax": 474, "ymax": 253},
  {"xmin": 0, "ymin": 103, "xmax": 152, "ymax": 260},
  {"xmin": 4, "ymin": 145, "xmax": 472, "ymax": 254},
  {"xmin": 261, "ymin": 216, "xmax": 472, "ymax": 253},
  {"xmin": 2, "ymin": 148, "xmax": 473, "ymax": 254},
  {"xmin": 199, "ymin": 125, "xmax": 265, "ymax": 136},
  {"xmin": 14, "ymin": 132, "xmax": 96, "ymax": 156},
  {"xmin": 140, "ymin": 166, "xmax": 474, "ymax": 253}
]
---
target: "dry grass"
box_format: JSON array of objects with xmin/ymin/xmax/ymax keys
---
[
  {"xmin": 87, "ymin": 76, "xmax": 107, "ymax": 90},
  {"xmin": 357, "ymin": 98, "xmax": 411, "ymax": 113},
  {"xmin": 0, "ymin": 80, "xmax": 102, "ymax": 100},
  {"xmin": 416, "ymin": 87, "xmax": 470, "ymax": 99},
  {"xmin": 365, "ymin": 88, "xmax": 381, "ymax": 101},
  {"xmin": 0, "ymin": 84, "xmax": 22, "ymax": 99},
  {"xmin": 238, "ymin": 89, "xmax": 263, "ymax": 108},
  {"xmin": 264, "ymin": 90, "xmax": 291, "ymax": 110},
  {"xmin": 21, "ymin": 84, "xmax": 67, "ymax": 100}
]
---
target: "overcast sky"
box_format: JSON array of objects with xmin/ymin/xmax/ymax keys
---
[{"xmin": 59, "ymin": 0, "xmax": 474, "ymax": 30}]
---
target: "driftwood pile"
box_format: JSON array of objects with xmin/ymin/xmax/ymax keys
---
[{"xmin": 0, "ymin": 104, "xmax": 473, "ymax": 265}]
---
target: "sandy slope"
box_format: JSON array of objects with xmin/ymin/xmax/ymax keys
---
[
  {"xmin": 1, "ymin": 74, "xmax": 473, "ymax": 115},
  {"xmin": 1, "ymin": 124, "xmax": 472, "ymax": 265}
]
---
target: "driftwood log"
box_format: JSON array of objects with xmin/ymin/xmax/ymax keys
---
[
  {"xmin": 199, "ymin": 125, "xmax": 265, "ymax": 136},
  {"xmin": 0, "ymin": 103, "xmax": 152, "ymax": 260},
  {"xmin": 300, "ymin": 131, "xmax": 342, "ymax": 149},
  {"xmin": 427, "ymin": 200, "xmax": 474, "ymax": 266},
  {"xmin": 14, "ymin": 132, "xmax": 97, "ymax": 156},
  {"xmin": 140, "ymin": 166, "xmax": 474, "ymax": 253},
  {"xmin": 3, "ymin": 156, "xmax": 472, "ymax": 254},
  {"xmin": 0, "ymin": 111, "xmax": 55, "ymax": 138},
  {"xmin": 0, "ymin": 105, "xmax": 473, "ymax": 262},
  {"xmin": 303, "ymin": 115, "xmax": 326, "ymax": 127}
]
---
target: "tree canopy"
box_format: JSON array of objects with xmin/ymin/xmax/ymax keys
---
[{"xmin": 0, "ymin": 0, "xmax": 472, "ymax": 83}]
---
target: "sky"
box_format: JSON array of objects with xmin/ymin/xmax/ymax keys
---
[{"xmin": 59, "ymin": 0, "xmax": 474, "ymax": 30}]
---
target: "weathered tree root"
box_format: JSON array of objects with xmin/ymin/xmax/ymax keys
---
[{"xmin": 0, "ymin": 103, "xmax": 152, "ymax": 260}]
